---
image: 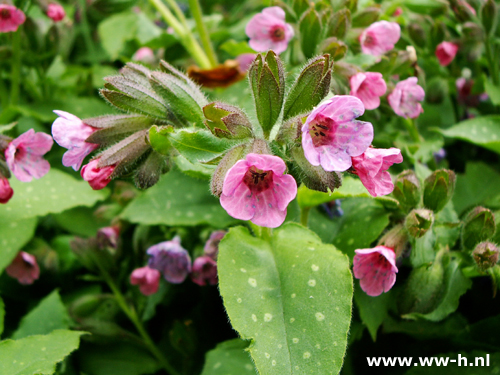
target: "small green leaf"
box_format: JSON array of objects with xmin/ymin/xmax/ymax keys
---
[
  {"xmin": 97, "ymin": 12, "xmax": 138, "ymax": 59},
  {"xmin": 149, "ymin": 125, "xmax": 174, "ymax": 155},
  {"xmin": 354, "ymin": 283, "xmax": 392, "ymax": 341},
  {"xmin": 299, "ymin": 8, "xmax": 322, "ymax": 59},
  {"xmin": 200, "ymin": 339, "xmax": 255, "ymax": 375},
  {"xmin": 0, "ymin": 217, "xmax": 37, "ymax": 274}
]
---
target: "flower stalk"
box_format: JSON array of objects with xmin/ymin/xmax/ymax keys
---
[{"xmin": 187, "ymin": 0, "xmax": 218, "ymax": 67}]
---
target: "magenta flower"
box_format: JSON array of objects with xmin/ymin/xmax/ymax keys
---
[
  {"xmin": 191, "ymin": 256, "xmax": 218, "ymax": 286},
  {"xmin": 387, "ymin": 77, "xmax": 425, "ymax": 119},
  {"xmin": 353, "ymin": 246, "xmax": 398, "ymax": 297},
  {"xmin": 435, "ymin": 42, "xmax": 459, "ymax": 67},
  {"xmin": 46, "ymin": 3, "xmax": 65, "ymax": 22},
  {"xmin": 220, "ymin": 153, "xmax": 297, "ymax": 228},
  {"xmin": 6, "ymin": 252, "xmax": 40, "ymax": 285},
  {"xmin": 52, "ymin": 110, "xmax": 99, "ymax": 171},
  {"xmin": 81, "ymin": 159, "xmax": 115, "ymax": 190},
  {"xmin": 130, "ymin": 266, "xmax": 161, "ymax": 295},
  {"xmin": 360, "ymin": 21, "xmax": 401, "ymax": 56},
  {"xmin": 203, "ymin": 230, "xmax": 226, "ymax": 259},
  {"xmin": 301, "ymin": 95, "xmax": 374, "ymax": 172},
  {"xmin": 352, "ymin": 147, "xmax": 403, "ymax": 197},
  {"xmin": 350, "ymin": 72, "xmax": 387, "ymax": 110},
  {"xmin": 147, "ymin": 236, "xmax": 192, "ymax": 284},
  {"xmin": 5, "ymin": 129, "xmax": 53, "ymax": 182},
  {"xmin": 0, "ymin": 4, "xmax": 26, "ymax": 33},
  {"xmin": 245, "ymin": 7, "xmax": 294, "ymax": 54},
  {"xmin": 0, "ymin": 177, "xmax": 13, "ymax": 204}
]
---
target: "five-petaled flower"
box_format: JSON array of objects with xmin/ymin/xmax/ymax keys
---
[
  {"xmin": 350, "ymin": 72, "xmax": 387, "ymax": 110},
  {"xmin": 353, "ymin": 246, "xmax": 398, "ymax": 297},
  {"xmin": 147, "ymin": 236, "xmax": 192, "ymax": 284},
  {"xmin": 360, "ymin": 21, "xmax": 401, "ymax": 56},
  {"xmin": 301, "ymin": 95, "xmax": 374, "ymax": 172},
  {"xmin": 220, "ymin": 153, "xmax": 297, "ymax": 228},
  {"xmin": 245, "ymin": 7, "xmax": 294, "ymax": 54},
  {"xmin": 130, "ymin": 266, "xmax": 161, "ymax": 295},
  {"xmin": 6, "ymin": 252, "xmax": 40, "ymax": 285},
  {"xmin": 0, "ymin": 4, "xmax": 26, "ymax": 33},
  {"xmin": 387, "ymin": 77, "xmax": 425, "ymax": 119},
  {"xmin": 81, "ymin": 158, "xmax": 115, "ymax": 190}
]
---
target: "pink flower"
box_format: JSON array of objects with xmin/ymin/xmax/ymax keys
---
[
  {"xmin": 97, "ymin": 226, "xmax": 120, "ymax": 249},
  {"xmin": 191, "ymin": 256, "xmax": 218, "ymax": 286},
  {"xmin": 0, "ymin": 177, "xmax": 13, "ymax": 204},
  {"xmin": 81, "ymin": 159, "xmax": 115, "ymax": 190},
  {"xmin": 392, "ymin": 7, "xmax": 403, "ymax": 16},
  {"xmin": 435, "ymin": 42, "xmax": 459, "ymax": 67},
  {"xmin": 6, "ymin": 252, "xmax": 40, "ymax": 285},
  {"xmin": 52, "ymin": 111, "xmax": 99, "ymax": 171},
  {"xmin": 245, "ymin": 7, "xmax": 294, "ymax": 54},
  {"xmin": 350, "ymin": 72, "xmax": 387, "ymax": 110},
  {"xmin": 360, "ymin": 21, "xmax": 401, "ymax": 56},
  {"xmin": 46, "ymin": 3, "xmax": 65, "ymax": 22},
  {"xmin": 203, "ymin": 230, "xmax": 226, "ymax": 259},
  {"xmin": 147, "ymin": 236, "xmax": 192, "ymax": 284},
  {"xmin": 387, "ymin": 77, "xmax": 425, "ymax": 119},
  {"xmin": 301, "ymin": 95, "xmax": 374, "ymax": 172},
  {"xmin": 132, "ymin": 47, "xmax": 155, "ymax": 64},
  {"xmin": 130, "ymin": 266, "xmax": 160, "ymax": 295},
  {"xmin": 220, "ymin": 153, "xmax": 297, "ymax": 228},
  {"xmin": 236, "ymin": 53, "xmax": 257, "ymax": 72},
  {"xmin": 352, "ymin": 147, "xmax": 403, "ymax": 197},
  {"xmin": 353, "ymin": 246, "xmax": 398, "ymax": 297},
  {"xmin": 0, "ymin": 4, "xmax": 26, "ymax": 33},
  {"xmin": 5, "ymin": 129, "xmax": 53, "ymax": 182}
]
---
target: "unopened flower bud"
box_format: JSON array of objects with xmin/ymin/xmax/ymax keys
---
[
  {"xmin": 46, "ymin": 3, "xmax": 65, "ymax": 22},
  {"xmin": 451, "ymin": 0, "xmax": 476, "ymax": 22},
  {"xmin": 472, "ymin": 241, "xmax": 499, "ymax": 271},
  {"xmin": 191, "ymin": 256, "xmax": 218, "ymax": 286},
  {"xmin": 81, "ymin": 159, "xmax": 115, "ymax": 190},
  {"xmin": 481, "ymin": 0, "xmax": 497, "ymax": 35},
  {"xmin": 328, "ymin": 8, "xmax": 351, "ymax": 39},
  {"xmin": 210, "ymin": 143, "xmax": 249, "ymax": 197},
  {"xmin": 378, "ymin": 224, "xmax": 408, "ymax": 257},
  {"xmin": 130, "ymin": 266, "xmax": 161, "ymax": 295},
  {"xmin": 204, "ymin": 230, "xmax": 226, "ymax": 259},
  {"xmin": 408, "ymin": 23, "xmax": 427, "ymax": 48},
  {"xmin": 0, "ymin": 176, "xmax": 14, "ymax": 204},
  {"xmin": 405, "ymin": 209, "xmax": 434, "ymax": 238},
  {"xmin": 423, "ymin": 169, "xmax": 456, "ymax": 213},
  {"xmin": 319, "ymin": 38, "xmax": 347, "ymax": 61},
  {"xmin": 6, "ymin": 252, "xmax": 40, "ymax": 285},
  {"xmin": 203, "ymin": 102, "xmax": 252, "ymax": 139},
  {"xmin": 462, "ymin": 22, "xmax": 484, "ymax": 42},
  {"xmin": 393, "ymin": 170, "xmax": 420, "ymax": 212},
  {"xmin": 352, "ymin": 6, "xmax": 380, "ymax": 27},
  {"xmin": 462, "ymin": 207, "xmax": 496, "ymax": 250},
  {"xmin": 147, "ymin": 236, "xmax": 192, "ymax": 284}
]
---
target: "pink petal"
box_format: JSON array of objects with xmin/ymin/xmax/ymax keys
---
[
  {"xmin": 246, "ymin": 153, "xmax": 286, "ymax": 175},
  {"xmin": 221, "ymin": 159, "xmax": 250, "ymax": 196},
  {"xmin": 220, "ymin": 182, "xmax": 255, "ymax": 221},
  {"xmin": 273, "ymin": 173, "xmax": 297, "ymax": 211},
  {"xmin": 250, "ymin": 187, "xmax": 287, "ymax": 228}
]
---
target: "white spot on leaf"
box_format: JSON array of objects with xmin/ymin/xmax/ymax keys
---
[
  {"xmin": 308, "ymin": 279, "xmax": 316, "ymax": 287},
  {"xmin": 248, "ymin": 278, "xmax": 257, "ymax": 287}
]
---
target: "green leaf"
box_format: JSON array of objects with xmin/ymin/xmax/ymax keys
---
[
  {"xmin": 0, "ymin": 169, "xmax": 109, "ymax": 222},
  {"xmin": 218, "ymin": 224, "xmax": 353, "ymax": 375},
  {"xmin": 148, "ymin": 125, "xmax": 174, "ymax": 155},
  {"xmin": 200, "ymin": 339, "xmax": 255, "ymax": 375},
  {"xmin": 12, "ymin": 290, "xmax": 71, "ymax": 339},
  {"xmin": 0, "ymin": 330, "xmax": 86, "ymax": 375},
  {"xmin": 219, "ymin": 40, "xmax": 256, "ymax": 57},
  {"xmin": 97, "ymin": 12, "xmax": 138, "ymax": 59},
  {"xmin": 354, "ymin": 283, "xmax": 392, "ymax": 341},
  {"xmin": 174, "ymin": 155, "xmax": 215, "ymax": 180},
  {"xmin": 410, "ymin": 230, "xmax": 436, "ymax": 267},
  {"xmin": 439, "ymin": 115, "xmax": 500, "ymax": 155},
  {"xmin": 0, "ymin": 297, "xmax": 4, "ymax": 338},
  {"xmin": 402, "ymin": 0, "xmax": 448, "ymax": 16},
  {"xmin": 121, "ymin": 169, "xmax": 233, "ymax": 227},
  {"xmin": 52, "ymin": 206, "xmax": 110, "ymax": 237},
  {"xmin": 484, "ymin": 79, "xmax": 500, "ymax": 105},
  {"xmin": 0, "ymin": 217, "xmax": 37, "ymax": 274},
  {"xmin": 299, "ymin": 8, "xmax": 322, "ymax": 59}
]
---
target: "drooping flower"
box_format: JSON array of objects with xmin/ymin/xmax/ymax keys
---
[
  {"xmin": 191, "ymin": 256, "xmax": 218, "ymax": 286},
  {"xmin": 350, "ymin": 72, "xmax": 387, "ymax": 110},
  {"xmin": 387, "ymin": 77, "xmax": 425, "ymax": 119},
  {"xmin": 203, "ymin": 230, "xmax": 226, "ymax": 259},
  {"xmin": 301, "ymin": 95, "xmax": 374, "ymax": 172},
  {"xmin": 353, "ymin": 246, "xmax": 398, "ymax": 297},
  {"xmin": 0, "ymin": 4, "xmax": 26, "ymax": 33},
  {"xmin": 147, "ymin": 236, "xmax": 192, "ymax": 284},
  {"xmin": 132, "ymin": 47, "xmax": 155, "ymax": 64},
  {"xmin": 0, "ymin": 177, "xmax": 13, "ymax": 204},
  {"xmin": 6, "ymin": 252, "xmax": 40, "ymax": 285},
  {"xmin": 220, "ymin": 153, "xmax": 297, "ymax": 228},
  {"xmin": 245, "ymin": 6, "xmax": 294, "ymax": 54},
  {"xmin": 352, "ymin": 147, "xmax": 403, "ymax": 197},
  {"xmin": 46, "ymin": 3, "xmax": 65, "ymax": 22},
  {"xmin": 97, "ymin": 226, "xmax": 120, "ymax": 249},
  {"xmin": 435, "ymin": 41, "xmax": 459, "ymax": 66},
  {"xmin": 81, "ymin": 159, "xmax": 115, "ymax": 190},
  {"xmin": 52, "ymin": 111, "xmax": 99, "ymax": 171},
  {"xmin": 360, "ymin": 21, "xmax": 401, "ymax": 56},
  {"xmin": 4, "ymin": 129, "xmax": 53, "ymax": 182},
  {"xmin": 130, "ymin": 266, "xmax": 161, "ymax": 295}
]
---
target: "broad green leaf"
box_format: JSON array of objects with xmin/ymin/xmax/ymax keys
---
[
  {"xmin": 410, "ymin": 230, "xmax": 436, "ymax": 267},
  {"xmin": 404, "ymin": 351, "xmax": 500, "ymax": 374},
  {"xmin": 200, "ymin": 339, "xmax": 255, "ymax": 375},
  {"xmin": 97, "ymin": 12, "xmax": 138, "ymax": 59},
  {"xmin": 0, "ymin": 169, "xmax": 108, "ymax": 222},
  {"xmin": 53, "ymin": 206, "xmax": 110, "ymax": 237},
  {"xmin": 218, "ymin": 224, "xmax": 353, "ymax": 375},
  {"xmin": 0, "ymin": 217, "xmax": 37, "ymax": 274},
  {"xmin": 440, "ymin": 115, "xmax": 500, "ymax": 155},
  {"xmin": 354, "ymin": 283, "xmax": 392, "ymax": 341},
  {"xmin": 0, "ymin": 297, "xmax": 4, "ymax": 337},
  {"xmin": 484, "ymin": 79, "xmax": 500, "ymax": 106},
  {"xmin": 12, "ymin": 290, "xmax": 70, "ymax": 339},
  {"xmin": 174, "ymin": 155, "xmax": 214, "ymax": 180},
  {"xmin": 219, "ymin": 40, "xmax": 256, "ymax": 57},
  {"xmin": 0, "ymin": 330, "xmax": 86, "ymax": 375},
  {"xmin": 121, "ymin": 169, "xmax": 233, "ymax": 227}
]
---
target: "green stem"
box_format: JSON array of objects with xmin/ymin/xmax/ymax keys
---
[
  {"xmin": 485, "ymin": 37, "xmax": 499, "ymax": 86},
  {"xmin": 300, "ymin": 206, "xmax": 311, "ymax": 227},
  {"xmin": 164, "ymin": 0, "xmax": 189, "ymax": 28},
  {"xmin": 403, "ymin": 117, "xmax": 421, "ymax": 143},
  {"xmin": 96, "ymin": 264, "xmax": 180, "ymax": 375},
  {"xmin": 78, "ymin": 0, "xmax": 96, "ymax": 63},
  {"xmin": 10, "ymin": 30, "xmax": 22, "ymax": 105},
  {"xmin": 461, "ymin": 266, "xmax": 483, "ymax": 278},
  {"xmin": 187, "ymin": 0, "xmax": 218, "ymax": 67}
]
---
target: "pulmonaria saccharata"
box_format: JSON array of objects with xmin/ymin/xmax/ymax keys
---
[
  {"xmin": 147, "ymin": 236, "xmax": 192, "ymax": 284},
  {"xmin": 220, "ymin": 153, "xmax": 297, "ymax": 228},
  {"xmin": 6, "ymin": 252, "xmax": 40, "ymax": 285},
  {"xmin": 5, "ymin": 129, "xmax": 53, "ymax": 182},
  {"xmin": 81, "ymin": 159, "xmax": 115, "ymax": 190},
  {"xmin": 245, "ymin": 6, "xmax": 294, "ymax": 54},
  {"xmin": 359, "ymin": 21, "xmax": 401, "ymax": 56},
  {"xmin": 0, "ymin": 177, "xmax": 13, "ymax": 204},
  {"xmin": 191, "ymin": 256, "xmax": 218, "ymax": 286},
  {"xmin": 435, "ymin": 41, "xmax": 459, "ymax": 67},
  {"xmin": 130, "ymin": 266, "xmax": 161, "ymax": 295},
  {"xmin": 301, "ymin": 95, "xmax": 374, "ymax": 172},
  {"xmin": 388, "ymin": 77, "xmax": 425, "ymax": 119},
  {"xmin": 352, "ymin": 147, "xmax": 403, "ymax": 197},
  {"xmin": 0, "ymin": 4, "xmax": 26, "ymax": 33},
  {"xmin": 353, "ymin": 246, "xmax": 398, "ymax": 297},
  {"xmin": 350, "ymin": 72, "xmax": 387, "ymax": 110},
  {"xmin": 52, "ymin": 111, "xmax": 99, "ymax": 171}
]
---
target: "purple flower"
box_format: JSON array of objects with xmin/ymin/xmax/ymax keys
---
[
  {"xmin": 387, "ymin": 77, "xmax": 425, "ymax": 119},
  {"xmin": 220, "ymin": 153, "xmax": 297, "ymax": 228},
  {"xmin": 46, "ymin": 3, "xmax": 65, "ymax": 22},
  {"xmin": 81, "ymin": 158, "xmax": 115, "ymax": 190},
  {"xmin": 0, "ymin": 4, "xmax": 25, "ymax": 33},
  {"xmin": 147, "ymin": 236, "xmax": 192, "ymax": 284},
  {"xmin": 0, "ymin": 177, "xmax": 13, "ymax": 204},
  {"xmin": 203, "ymin": 230, "xmax": 226, "ymax": 259},
  {"xmin": 350, "ymin": 72, "xmax": 387, "ymax": 110},
  {"xmin": 360, "ymin": 21, "xmax": 401, "ymax": 56},
  {"xmin": 130, "ymin": 266, "xmax": 161, "ymax": 295},
  {"xmin": 353, "ymin": 246, "xmax": 398, "ymax": 297},
  {"xmin": 5, "ymin": 129, "xmax": 53, "ymax": 182},
  {"xmin": 301, "ymin": 95, "xmax": 374, "ymax": 172},
  {"xmin": 191, "ymin": 256, "xmax": 218, "ymax": 286},
  {"xmin": 245, "ymin": 7, "xmax": 294, "ymax": 54},
  {"xmin": 97, "ymin": 226, "xmax": 120, "ymax": 249},
  {"xmin": 52, "ymin": 110, "xmax": 99, "ymax": 171},
  {"xmin": 6, "ymin": 252, "xmax": 40, "ymax": 285}
]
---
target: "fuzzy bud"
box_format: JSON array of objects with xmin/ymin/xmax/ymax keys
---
[
  {"xmin": 319, "ymin": 38, "xmax": 348, "ymax": 61},
  {"xmin": 210, "ymin": 143, "xmax": 250, "ymax": 197},
  {"xmin": 378, "ymin": 224, "xmax": 408, "ymax": 257},
  {"xmin": 462, "ymin": 207, "xmax": 496, "ymax": 250},
  {"xmin": 405, "ymin": 209, "xmax": 434, "ymax": 238},
  {"xmin": 408, "ymin": 23, "xmax": 427, "ymax": 48},
  {"xmin": 472, "ymin": 241, "xmax": 499, "ymax": 271},
  {"xmin": 481, "ymin": 0, "xmax": 497, "ymax": 35},
  {"xmin": 352, "ymin": 6, "xmax": 380, "ymax": 27},
  {"xmin": 328, "ymin": 8, "xmax": 351, "ymax": 39},
  {"xmin": 423, "ymin": 169, "xmax": 456, "ymax": 213},
  {"xmin": 392, "ymin": 170, "xmax": 420, "ymax": 212},
  {"xmin": 203, "ymin": 102, "xmax": 252, "ymax": 139}
]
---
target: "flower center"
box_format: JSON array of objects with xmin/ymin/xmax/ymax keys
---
[
  {"xmin": 363, "ymin": 33, "xmax": 376, "ymax": 47},
  {"xmin": 0, "ymin": 9, "xmax": 11, "ymax": 19},
  {"xmin": 309, "ymin": 116, "xmax": 335, "ymax": 147},
  {"xmin": 269, "ymin": 25, "xmax": 285, "ymax": 42},
  {"xmin": 243, "ymin": 166, "xmax": 273, "ymax": 193}
]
